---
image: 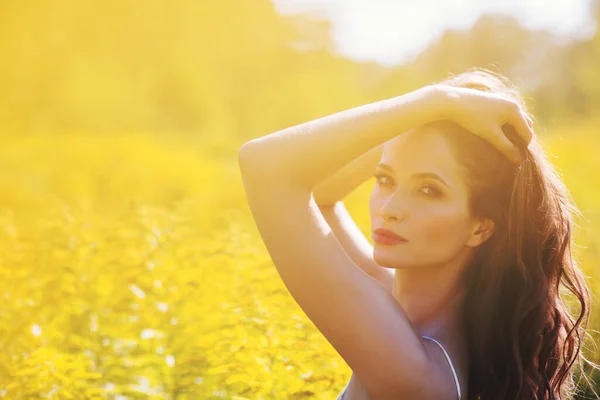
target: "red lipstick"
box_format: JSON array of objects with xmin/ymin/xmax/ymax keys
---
[{"xmin": 373, "ymin": 228, "xmax": 408, "ymax": 245}]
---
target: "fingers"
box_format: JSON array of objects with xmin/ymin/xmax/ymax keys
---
[
  {"xmin": 490, "ymin": 125, "xmax": 520, "ymax": 164},
  {"xmin": 509, "ymin": 106, "xmax": 534, "ymax": 145}
]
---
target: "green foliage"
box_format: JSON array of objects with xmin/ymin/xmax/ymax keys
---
[{"xmin": 1, "ymin": 0, "xmax": 598, "ymax": 137}]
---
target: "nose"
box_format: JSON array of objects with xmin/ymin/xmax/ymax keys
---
[{"xmin": 379, "ymin": 192, "xmax": 407, "ymax": 222}]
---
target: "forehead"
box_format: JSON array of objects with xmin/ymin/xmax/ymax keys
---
[{"xmin": 381, "ymin": 127, "xmax": 465, "ymax": 187}]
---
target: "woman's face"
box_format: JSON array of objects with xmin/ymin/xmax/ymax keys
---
[{"xmin": 369, "ymin": 127, "xmax": 486, "ymax": 269}]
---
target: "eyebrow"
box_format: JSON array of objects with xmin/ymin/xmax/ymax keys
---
[{"xmin": 376, "ymin": 163, "xmax": 450, "ymax": 188}]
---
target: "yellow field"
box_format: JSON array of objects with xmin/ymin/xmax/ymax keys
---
[{"xmin": 0, "ymin": 127, "xmax": 598, "ymax": 399}]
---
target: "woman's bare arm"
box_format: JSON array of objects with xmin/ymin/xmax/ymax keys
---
[
  {"xmin": 238, "ymin": 86, "xmax": 449, "ymax": 398},
  {"xmin": 312, "ymin": 144, "xmax": 394, "ymax": 292},
  {"xmin": 312, "ymin": 143, "xmax": 384, "ymax": 206},
  {"xmin": 240, "ymin": 87, "xmax": 443, "ymax": 189}
]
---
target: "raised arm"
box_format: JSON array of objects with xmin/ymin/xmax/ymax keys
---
[
  {"xmin": 312, "ymin": 143, "xmax": 385, "ymax": 207},
  {"xmin": 239, "ymin": 86, "xmax": 444, "ymax": 190},
  {"xmin": 239, "ymin": 87, "xmax": 448, "ymax": 398},
  {"xmin": 312, "ymin": 144, "xmax": 394, "ymax": 292}
]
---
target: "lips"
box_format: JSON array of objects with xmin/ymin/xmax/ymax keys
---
[{"xmin": 373, "ymin": 228, "xmax": 408, "ymax": 242}]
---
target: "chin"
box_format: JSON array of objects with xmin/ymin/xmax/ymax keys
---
[{"xmin": 373, "ymin": 252, "xmax": 413, "ymax": 269}]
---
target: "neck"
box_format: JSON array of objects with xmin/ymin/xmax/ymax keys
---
[{"xmin": 392, "ymin": 252, "xmax": 471, "ymax": 338}]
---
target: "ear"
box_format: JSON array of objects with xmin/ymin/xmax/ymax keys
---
[{"xmin": 466, "ymin": 217, "xmax": 495, "ymax": 248}]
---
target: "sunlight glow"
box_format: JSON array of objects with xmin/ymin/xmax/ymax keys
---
[{"xmin": 273, "ymin": 0, "xmax": 595, "ymax": 66}]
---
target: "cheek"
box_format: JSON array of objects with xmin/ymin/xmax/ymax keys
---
[
  {"xmin": 368, "ymin": 192, "xmax": 379, "ymax": 219},
  {"xmin": 369, "ymin": 190, "xmax": 471, "ymax": 247},
  {"xmin": 413, "ymin": 205, "xmax": 469, "ymax": 246}
]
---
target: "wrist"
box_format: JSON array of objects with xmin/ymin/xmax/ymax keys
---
[
  {"xmin": 424, "ymin": 84, "xmax": 455, "ymax": 122},
  {"xmin": 390, "ymin": 85, "xmax": 453, "ymax": 127}
]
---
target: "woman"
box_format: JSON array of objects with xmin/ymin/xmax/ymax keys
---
[{"xmin": 238, "ymin": 68, "xmax": 598, "ymax": 399}]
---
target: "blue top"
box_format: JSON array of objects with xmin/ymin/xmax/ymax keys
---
[{"xmin": 336, "ymin": 336, "xmax": 461, "ymax": 399}]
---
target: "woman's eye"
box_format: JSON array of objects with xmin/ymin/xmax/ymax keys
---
[
  {"xmin": 419, "ymin": 186, "xmax": 442, "ymax": 197},
  {"xmin": 374, "ymin": 174, "xmax": 442, "ymax": 198},
  {"xmin": 374, "ymin": 174, "xmax": 392, "ymax": 185}
]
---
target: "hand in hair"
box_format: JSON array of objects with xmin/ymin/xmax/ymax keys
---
[{"xmin": 433, "ymin": 84, "xmax": 535, "ymax": 164}]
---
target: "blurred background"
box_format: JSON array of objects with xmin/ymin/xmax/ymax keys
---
[{"xmin": 0, "ymin": 0, "xmax": 599, "ymax": 398}]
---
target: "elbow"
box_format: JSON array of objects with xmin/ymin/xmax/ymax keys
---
[
  {"xmin": 238, "ymin": 141, "xmax": 262, "ymax": 175},
  {"xmin": 238, "ymin": 140, "xmax": 283, "ymax": 179},
  {"xmin": 239, "ymin": 140, "xmax": 299, "ymax": 187}
]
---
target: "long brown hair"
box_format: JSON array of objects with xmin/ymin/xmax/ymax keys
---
[{"xmin": 424, "ymin": 68, "xmax": 599, "ymax": 399}]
